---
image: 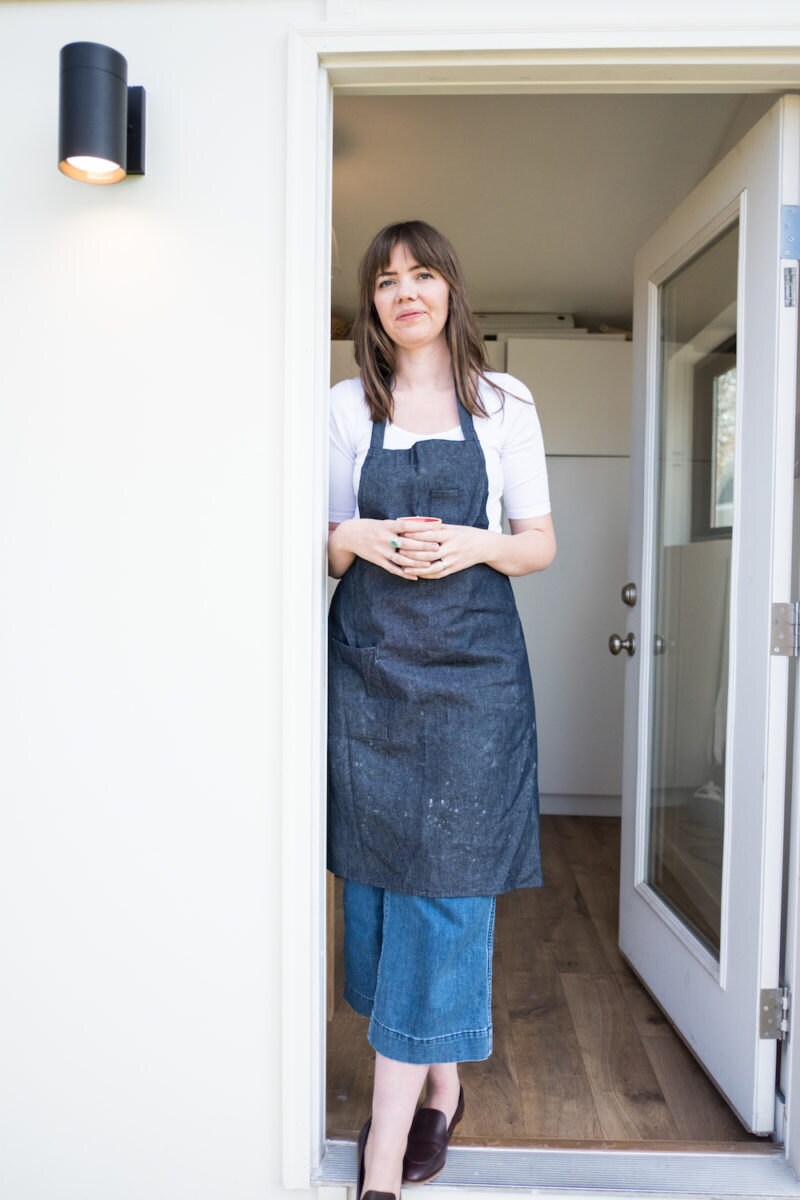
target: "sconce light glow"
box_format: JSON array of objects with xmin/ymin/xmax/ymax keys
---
[
  {"xmin": 62, "ymin": 155, "xmax": 125, "ymax": 185},
  {"xmin": 58, "ymin": 42, "xmax": 146, "ymax": 185}
]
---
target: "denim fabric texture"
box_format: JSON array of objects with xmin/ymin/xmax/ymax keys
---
[
  {"xmin": 343, "ymin": 879, "xmax": 496, "ymax": 1064},
  {"xmin": 327, "ymin": 396, "xmax": 542, "ymax": 897}
]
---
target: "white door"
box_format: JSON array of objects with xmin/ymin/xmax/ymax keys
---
[{"xmin": 618, "ymin": 95, "xmax": 800, "ymax": 1134}]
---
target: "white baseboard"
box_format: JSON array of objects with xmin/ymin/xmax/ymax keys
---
[{"xmin": 540, "ymin": 793, "xmax": 621, "ymax": 817}]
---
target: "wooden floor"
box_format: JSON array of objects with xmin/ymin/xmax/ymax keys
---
[{"xmin": 326, "ymin": 815, "xmax": 765, "ymax": 1149}]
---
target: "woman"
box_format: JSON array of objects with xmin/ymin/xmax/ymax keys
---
[{"xmin": 328, "ymin": 221, "xmax": 555, "ymax": 1200}]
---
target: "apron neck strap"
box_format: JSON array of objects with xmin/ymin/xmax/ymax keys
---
[
  {"xmin": 369, "ymin": 414, "xmax": 386, "ymax": 449},
  {"xmin": 456, "ymin": 393, "xmax": 478, "ymax": 441}
]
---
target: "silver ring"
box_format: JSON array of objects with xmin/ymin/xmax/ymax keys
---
[{"xmin": 390, "ymin": 538, "xmax": 400, "ymax": 549}]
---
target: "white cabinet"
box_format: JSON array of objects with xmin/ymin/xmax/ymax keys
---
[
  {"xmin": 513, "ymin": 455, "xmax": 629, "ymax": 807},
  {"xmin": 505, "ymin": 337, "xmax": 632, "ymax": 456},
  {"xmin": 506, "ymin": 337, "xmax": 632, "ymax": 813}
]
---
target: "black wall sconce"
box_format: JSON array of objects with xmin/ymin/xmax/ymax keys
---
[{"xmin": 59, "ymin": 42, "xmax": 146, "ymax": 184}]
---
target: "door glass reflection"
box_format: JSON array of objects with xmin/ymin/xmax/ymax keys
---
[{"xmin": 647, "ymin": 222, "xmax": 738, "ymax": 958}]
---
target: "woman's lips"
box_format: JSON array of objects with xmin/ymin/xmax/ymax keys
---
[{"xmin": 396, "ymin": 309, "xmax": 425, "ymax": 321}]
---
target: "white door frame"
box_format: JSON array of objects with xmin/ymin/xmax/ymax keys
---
[{"xmin": 281, "ymin": 25, "xmax": 800, "ymax": 1194}]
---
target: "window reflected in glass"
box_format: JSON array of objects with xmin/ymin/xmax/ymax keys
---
[{"xmin": 647, "ymin": 222, "xmax": 738, "ymax": 959}]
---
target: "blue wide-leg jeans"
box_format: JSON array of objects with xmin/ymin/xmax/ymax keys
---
[{"xmin": 343, "ymin": 879, "xmax": 496, "ymax": 1064}]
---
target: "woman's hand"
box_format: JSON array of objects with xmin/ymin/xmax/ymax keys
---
[
  {"xmin": 329, "ymin": 515, "xmax": 556, "ymax": 580},
  {"xmin": 328, "ymin": 518, "xmax": 443, "ymax": 581},
  {"xmin": 400, "ymin": 524, "xmax": 487, "ymax": 579},
  {"xmin": 401, "ymin": 515, "xmax": 557, "ymax": 579}
]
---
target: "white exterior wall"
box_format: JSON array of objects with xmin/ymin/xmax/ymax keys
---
[
  {"xmin": 0, "ymin": 4, "xmax": 322, "ymax": 1199},
  {"xmin": 2, "ymin": 4, "xmax": 800, "ymax": 1200}
]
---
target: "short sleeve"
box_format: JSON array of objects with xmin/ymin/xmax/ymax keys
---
[
  {"xmin": 329, "ymin": 380, "xmax": 359, "ymax": 523},
  {"xmin": 498, "ymin": 381, "xmax": 551, "ymax": 520}
]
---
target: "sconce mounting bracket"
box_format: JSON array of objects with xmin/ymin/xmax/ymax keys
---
[{"xmin": 127, "ymin": 86, "xmax": 146, "ymax": 176}]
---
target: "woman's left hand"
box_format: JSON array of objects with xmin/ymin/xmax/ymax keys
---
[{"xmin": 400, "ymin": 524, "xmax": 489, "ymax": 579}]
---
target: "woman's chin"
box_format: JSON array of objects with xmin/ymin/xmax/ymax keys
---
[{"xmin": 392, "ymin": 327, "xmax": 446, "ymax": 352}]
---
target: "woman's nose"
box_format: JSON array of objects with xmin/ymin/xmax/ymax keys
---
[{"xmin": 397, "ymin": 275, "xmax": 417, "ymax": 300}]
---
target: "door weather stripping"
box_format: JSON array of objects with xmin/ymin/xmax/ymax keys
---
[
  {"xmin": 760, "ymin": 986, "xmax": 790, "ymax": 1039},
  {"xmin": 771, "ymin": 602, "xmax": 800, "ymax": 656},
  {"xmin": 781, "ymin": 205, "xmax": 800, "ymax": 258}
]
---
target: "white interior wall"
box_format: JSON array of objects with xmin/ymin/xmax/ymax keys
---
[{"xmin": 0, "ymin": 4, "xmax": 321, "ymax": 1200}]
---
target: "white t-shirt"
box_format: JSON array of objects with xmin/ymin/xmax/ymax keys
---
[{"xmin": 329, "ymin": 372, "xmax": 551, "ymax": 533}]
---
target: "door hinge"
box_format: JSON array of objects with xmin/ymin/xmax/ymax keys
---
[
  {"xmin": 760, "ymin": 987, "xmax": 790, "ymax": 1040},
  {"xmin": 781, "ymin": 205, "xmax": 800, "ymax": 259},
  {"xmin": 771, "ymin": 602, "xmax": 800, "ymax": 656}
]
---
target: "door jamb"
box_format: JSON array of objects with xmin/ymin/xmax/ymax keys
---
[{"xmin": 281, "ymin": 27, "xmax": 800, "ymax": 1191}]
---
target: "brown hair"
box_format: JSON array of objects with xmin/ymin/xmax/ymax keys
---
[{"xmin": 351, "ymin": 220, "xmax": 501, "ymax": 423}]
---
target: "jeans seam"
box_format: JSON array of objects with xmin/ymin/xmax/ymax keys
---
[{"xmin": 371, "ymin": 889, "xmax": 390, "ymax": 1021}]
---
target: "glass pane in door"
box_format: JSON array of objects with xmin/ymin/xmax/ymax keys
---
[{"xmin": 647, "ymin": 222, "xmax": 739, "ymax": 958}]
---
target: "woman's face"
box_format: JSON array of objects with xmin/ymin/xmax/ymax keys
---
[{"xmin": 372, "ymin": 243, "xmax": 450, "ymax": 352}]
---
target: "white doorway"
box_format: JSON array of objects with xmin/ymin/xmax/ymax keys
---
[
  {"xmin": 281, "ymin": 35, "xmax": 800, "ymax": 1190},
  {"xmin": 328, "ymin": 85, "xmax": 796, "ymax": 1129}
]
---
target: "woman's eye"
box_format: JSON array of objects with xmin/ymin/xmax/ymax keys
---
[
  {"xmin": 377, "ymin": 278, "xmax": 394, "ymax": 289},
  {"xmin": 417, "ymin": 271, "xmax": 433, "ymax": 280}
]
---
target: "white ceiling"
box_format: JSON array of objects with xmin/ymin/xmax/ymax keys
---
[{"xmin": 331, "ymin": 92, "xmax": 779, "ymax": 330}]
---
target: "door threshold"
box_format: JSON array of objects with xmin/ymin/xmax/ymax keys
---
[
  {"xmin": 316, "ymin": 1138, "xmax": 800, "ymax": 1197},
  {"xmin": 444, "ymin": 1136, "xmax": 777, "ymax": 1154}
]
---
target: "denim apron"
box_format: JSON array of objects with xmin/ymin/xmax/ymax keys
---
[{"xmin": 327, "ymin": 397, "xmax": 541, "ymax": 898}]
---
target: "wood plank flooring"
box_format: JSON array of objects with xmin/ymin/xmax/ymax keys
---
[{"xmin": 326, "ymin": 815, "xmax": 765, "ymax": 1148}]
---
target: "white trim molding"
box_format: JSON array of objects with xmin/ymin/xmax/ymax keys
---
[{"xmin": 281, "ymin": 28, "xmax": 333, "ymax": 1190}]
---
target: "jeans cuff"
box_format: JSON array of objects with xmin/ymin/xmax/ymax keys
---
[{"xmin": 368, "ymin": 1015, "xmax": 493, "ymax": 1064}]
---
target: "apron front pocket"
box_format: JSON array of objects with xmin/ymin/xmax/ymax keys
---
[
  {"xmin": 330, "ymin": 637, "xmax": 383, "ymax": 697},
  {"xmin": 329, "ymin": 637, "xmax": 393, "ymax": 740}
]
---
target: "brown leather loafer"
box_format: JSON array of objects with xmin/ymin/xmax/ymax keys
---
[
  {"xmin": 402, "ymin": 1086, "xmax": 465, "ymax": 1184},
  {"xmin": 357, "ymin": 1118, "xmax": 397, "ymax": 1200}
]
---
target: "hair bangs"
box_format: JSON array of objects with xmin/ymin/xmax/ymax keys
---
[{"xmin": 367, "ymin": 222, "xmax": 458, "ymax": 288}]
